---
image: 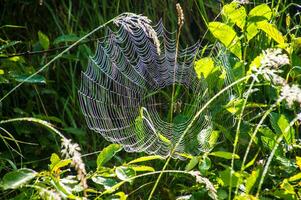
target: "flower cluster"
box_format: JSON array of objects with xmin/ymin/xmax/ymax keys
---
[
  {"xmin": 114, "ymin": 13, "xmax": 161, "ymax": 55},
  {"xmin": 61, "ymin": 138, "xmax": 88, "ymax": 190},
  {"xmin": 176, "ymin": 3, "xmax": 184, "ymax": 27},
  {"xmin": 260, "ymin": 48, "xmax": 290, "ymax": 68},
  {"xmin": 280, "ymin": 84, "xmax": 301, "ymax": 107}
]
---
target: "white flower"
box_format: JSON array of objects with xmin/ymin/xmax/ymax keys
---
[
  {"xmin": 261, "ymin": 48, "xmax": 290, "ymax": 68},
  {"xmin": 280, "ymin": 84, "xmax": 301, "ymax": 107},
  {"xmin": 233, "ymin": 0, "xmax": 250, "ymax": 4}
]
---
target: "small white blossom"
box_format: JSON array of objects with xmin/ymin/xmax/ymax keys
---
[
  {"xmin": 233, "ymin": 0, "xmax": 249, "ymax": 4},
  {"xmin": 280, "ymin": 84, "xmax": 301, "ymax": 107},
  {"xmin": 261, "ymin": 48, "xmax": 290, "ymax": 68}
]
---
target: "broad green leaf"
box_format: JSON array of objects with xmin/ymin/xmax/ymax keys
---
[
  {"xmin": 247, "ymin": 54, "xmax": 263, "ymax": 74},
  {"xmin": 53, "ymin": 34, "xmax": 79, "ymax": 45},
  {"xmin": 209, "ymin": 151, "xmax": 239, "ymax": 159},
  {"xmin": 115, "ymin": 166, "xmax": 136, "ymax": 182},
  {"xmin": 38, "ymin": 31, "xmax": 50, "ymax": 50},
  {"xmin": 97, "ymin": 144, "xmax": 122, "ymax": 169},
  {"xmin": 246, "ymin": 4, "xmax": 272, "ymax": 41},
  {"xmin": 219, "ymin": 167, "xmax": 240, "ymax": 187},
  {"xmin": 128, "ymin": 155, "xmax": 164, "ymax": 164},
  {"xmin": 257, "ymin": 21, "xmax": 286, "ymax": 44},
  {"xmin": 222, "ymin": 2, "xmax": 246, "ymax": 29},
  {"xmin": 185, "ymin": 156, "xmax": 199, "ymax": 171},
  {"xmin": 248, "ymin": 4, "xmax": 272, "ymax": 20},
  {"xmin": 208, "ymin": 22, "xmax": 242, "ymax": 59},
  {"xmin": 270, "ymin": 112, "xmax": 295, "ymax": 145},
  {"xmin": 13, "ymin": 74, "xmax": 46, "ymax": 84},
  {"xmin": 245, "ymin": 169, "xmax": 259, "ymax": 194},
  {"xmin": 0, "ymin": 69, "xmax": 4, "ymax": 75},
  {"xmin": 1, "ymin": 168, "xmax": 37, "ymax": 190},
  {"xmin": 194, "ymin": 57, "xmax": 214, "ymax": 79},
  {"xmin": 130, "ymin": 165, "xmax": 155, "ymax": 172}
]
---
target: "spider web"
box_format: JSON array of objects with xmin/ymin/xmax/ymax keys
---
[{"xmin": 79, "ymin": 14, "xmax": 213, "ymax": 157}]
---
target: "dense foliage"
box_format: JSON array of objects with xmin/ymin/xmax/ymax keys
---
[{"xmin": 0, "ymin": 0, "xmax": 301, "ymax": 199}]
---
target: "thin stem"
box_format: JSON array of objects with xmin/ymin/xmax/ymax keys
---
[
  {"xmin": 149, "ymin": 75, "xmax": 251, "ymax": 199},
  {"xmin": 235, "ymin": 98, "xmax": 282, "ymax": 194},
  {"xmin": 0, "ymin": 117, "xmax": 65, "ymax": 139},
  {"xmin": 256, "ymin": 115, "xmax": 299, "ymax": 197},
  {"xmin": 229, "ymin": 78, "xmax": 255, "ymax": 200},
  {"xmin": 0, "ymin": 15, "xmax": 120, "ymax": 103}
]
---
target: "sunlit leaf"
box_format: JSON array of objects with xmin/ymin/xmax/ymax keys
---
[
  {"xmin": 257, "ymin": 21, "xmax": 286, "ymax": 44},
  {"xmin": 248, "ymin": 4, "xmax": 272, "ymax": 20},
  {"xmin": 222, "ymin": 2, "xmax": 246, "ymax": 29},
  {"xmin": 209, "ymin": 151, "xmax": 239, "ymax": 159},
  {"xmin": 270, "ymin": 112, "xmax": 295, "ymax": 145},
  {"xmin": 38, "ymin": 31, "xmax": 50, "ymax": 50},
  {"xmin": 130, "ymin": 165, "xmax": 155, "ymax": 172},
  {"xmin": 128, "ymin": 155, "xmax": 164, "ymax": 164},
  {"xmin": 185, "ymin": 156, "xmax": 199, "ymax": 171},
  {"xmin": 245, "ymin": 169, "xmax": 259, "ymax": 194},
  {"xmin": 115, "ymin": 166, "xmax": 136, "ymax": 182},
  {"xmin": 208, "ymin": 22, "xmax": 242, "ymax": 59},
  {"xmin": 194, "ymin": 57, "xmax": 215, "ymax": 79},
  {"xmin": 97, "ymin": 144, "xmax": 122, "ymax": 169},
  {"xmin": 0, "ymin": 168, "xmax": 37, "ymax": 190}
]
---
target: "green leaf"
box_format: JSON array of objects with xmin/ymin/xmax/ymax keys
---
[
  {"xmin": 257, "ymin": 21, "xmax": 286, "ymax": 44},
  {"xmin": 115, "ymin": 166, "xmax": 136, "ymax": 182},
  {"xmin": 0, "ymin": 69, "xmax": 4, "ymax": 75},
  {"xmin": 130, "ymin": 165, "xmax": 155, "ymax": 172},
  {"xmin": 53, "ymin": 34, "xmax": 79, "ymax": 45},
  {"xmin": 49, "ymin": 153, "xmax": 71, "ymax": 173},
  {"xmin": 209, "ymin": 151, "xmax": 239, "ymax": 159},
  {"xmin": 245, "ymin": 169, "xmax": 259, "ymax": 194},
  {"xmin": 219, "ymin": 167, "xmax": 240, "ymax": 187},
  {"xmin": 222, "ymin": 2, "xmax": 246, "ymax": 29},
  {"xmin": 185, "ymin": 156, "xmax": 199, "ymax": 171},
  {"xmin": 270, "ymin": 112, "xmax": 295, "ymax": 145},
  {"xmin": 194, "ymin": 57, "xmax": 215, "ymax": 79},
  {"xmin": 198, "ymin": 155, "xmax": 211, "ymax": 175},
  {"xmin": 0, "ymin": 168, "xmax": 37, "ymax": 190},
  {"xmin": 13, "ymin": 74, "xmax": 46, "ymax": 84},
  {"xmin": 248, "ymin": 4, "xmax": 272, "ymax": 20},
  {"xmin": 208, "ymin": 22, "xmax": 242, "ymax": 59},
  {"xmin": 38, "ymin": 31, "xmax": 50, "ymax": 50},
  {"xmin": 97, "ymin": 144, "xmax": 122, "ymax": 169},
  {"xmin": 91, "ymin": 176, "xmax": 118, "ymax": 189},
  {"xmin": 128, "ymin": 155, "xmax": 164, "ymax": 164},
  {"xmin": 288, "ymin": 172, "xmax": 301, "ymax": 182}
]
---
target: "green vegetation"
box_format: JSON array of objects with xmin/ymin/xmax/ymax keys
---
[{"xmin": 1, "ymin": 0, "xmax": 301, "ymax": 199}]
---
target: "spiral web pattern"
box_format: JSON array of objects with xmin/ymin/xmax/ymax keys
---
[{"xmin": 79, "ymin": 14, "xmax": 213, "ymax": 157}]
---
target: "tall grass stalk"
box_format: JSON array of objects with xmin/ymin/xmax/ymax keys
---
[{"xmin": 229, "ymin": 78, "xmax": 256, "ymax": 199}]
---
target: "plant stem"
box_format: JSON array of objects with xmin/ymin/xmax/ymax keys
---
[
  {"xmin": 229, "ymin": 78, "xmax": 255, "ymax": 200},
  {"xmin": 149, "ymin": 75, "xmax": 251, "ymax": 199}
]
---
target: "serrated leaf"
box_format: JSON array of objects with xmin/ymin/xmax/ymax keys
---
[
  {"xmin": 97, "ymin": 144, "xmax": 122, "ymax": 169},
  {"xmin": 53, "ymin": 34, "xmax": 79, "ymax": 45},
  {"xmin": 257, "ymin": 21, "xmax": 286, "ymax": 44},
  {"xmin": 1, "ymin": 168, "xmax": 37, "ymax": 190},
  {"xmin": 222, "ymin": 2, "xmax": 246, "ymax": 29},
  {"xmin": 128, "ymin": 155, "xmax": 164, "ymax": 164},
  {"xmin": 208, "ymin": 22, "xmax": 242, "ymax": 59},
  {"xmin": 209, "ymin": 151, "xmax": 239, "ymax": 159},
  {"xmin": 185, "ymin": 156, "xmax": 199, "ymax": 171},
  {"xmin": 115, "ymin": 166, "xmax": 136, "ymax": 182},
  {"xmin": 194, "ymin": 57, "xmax": 215, "ymax": 79},
  {"xmin": 38, "ymin": 31, "xmax": 50, "ymax": 50}
]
